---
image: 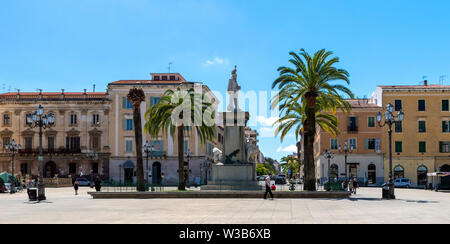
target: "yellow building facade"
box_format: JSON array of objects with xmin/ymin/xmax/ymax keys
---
[{"xmin": 372, "ymin": 82, "xmax": 450, "ymax": 187}]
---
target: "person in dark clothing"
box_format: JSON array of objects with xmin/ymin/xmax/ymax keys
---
[
  {"xmin": 94, "ymin": 176, "xmax": 102, "ymax": 192},
  {"xmin": 74, "ymin": 180, "xmax": 79, "ymax": 195},
  {"xmin": 353, "ymin": 178, "xmax": 358, "ymax": 194},
  {"xmin": 264, "ymin": 173, "xmax": 274, "ymax": 200}
]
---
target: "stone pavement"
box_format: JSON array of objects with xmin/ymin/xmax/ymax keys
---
[{"xmin": 1, "ymin": 187, "xmax": 449, "ymax": 224}]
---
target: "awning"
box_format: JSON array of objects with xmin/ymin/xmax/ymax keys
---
[
  {"xmin": 123, "ymin": 160, "xmax": 135, "ymax": 169},
  {"xmin": 427, "ymin": 172, "xmax": 450, "ymax": 177}
]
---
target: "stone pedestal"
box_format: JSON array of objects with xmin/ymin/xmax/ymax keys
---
[{"xmin": 201, "ymin": 111, "xmax": 259, "ymax": 191}]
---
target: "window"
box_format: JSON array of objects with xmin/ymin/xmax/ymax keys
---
[
  {"xmin": 443, "ymin": 121, "xmax": 450, "ymax": 133},
  {"xmin": 395, "ymin": 121, "xmax": 403, "ymax": 133},
  {"xmin": 92, "ymin": 114, "xmax": 100, "ymax": 125},
  {"xmin": 348, "ymin": 117, "xmax": 358, "ymax": 132},
  {"xmin": 349, "ymin": 138, "xmax": 357, "ymax": 150},
  {"xmin": 150, "ymin": 97, "xmax": 160, "ymax": 106},
  {"xmin": 123, "ymin": 119, "xmax": 133, "ymax": 131},
  {"xmin": 366, "ymin": 138, "xmax": 376, "ymax": 150},
  {"xmin": 2, "ymin": 137, "xmax": 10, "ymax": 149},
  {"xmin": 3, "ymin": 114, "xmax": 10, "ymax": 126},
  {"xmin": 92, "ymin": 163, "xmax": 99, "ymax": 174},
  {"xmin": 122, "ymin": 97, "xmax": 133, "ymax": 109},
  {"xmin": 47, "ymin": 137, "xmax": 55, "ymax": 151},
  {"xmin": 439, "ymin": 142, "xmax": 450, "ymax": 153},
  {"xmin": 395, "ymin": 100, "xmax": 402, "ymax": 111},
  {"xmin": 184, "ymin": 140, "xmax": 189, "ymax": 153},
  {"xmin": 368, "ymin": 117, "xmax": 375, "ymax": 128},
  {"xmin": 126, "ymin": 140, "xmax": 133, "ymax": 153},
  {"xmin": 25, "ymin": 137, "xmax": 33, "ymax": 150},
  {"xmin": 91, "ymin": 135, "xmax": 100, "ymax": 150},
  {"xmin": 419, "ymin": 141, "xmax": 426, "ymax": 153},
  {"xmin": 395, "ymin": 141, "xmax": 403, "ymax": 153},
  {"xmin": 394, "ymin": 165, "xmax": 404, "ymax": 179},
  {"xmin": 153, "ymin": 76, "xmax": 160, "ymax": 81},
  {"xmin": 443, "ymin": 100, "xmax": 449, "ymax": 111},
  {"xmin": 70, "ymin": 114, "xmax": 77, "ymax": 125},
  {"xmin": 418, "ymin": 100, "xmax": 426, "ymax": 111},
  {"xmin": 66, "ymin": 136, "xmax": 80, "ymax": 152},
  {"xmin": 161, "ymin": 76, "xmax": 168, "ymax": 81},
  {"xmin": 169, "ymin": 75, "xmax": 176, "ymax": 81},
  {"xmin": 418, "ymin": 121, "xmax": 426, "ymax": 133},
  {"xmin": 330, "ymin": 139, "xmax": 338, "ymax": 150}
]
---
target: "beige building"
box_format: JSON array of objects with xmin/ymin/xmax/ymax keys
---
[
  {"xmin": 0, "ymin": 90, "xmax": 111, "ymax": 180},
  {"xmin": 107, "ymin": 73, "xmax": 220, "ymax": 185},
  {"xmin": 372, "ymin": 81, "xmax": 450, "ymax": 188},
  {"xmin": 315, "ymin": 99, "xmax": 384, "ymax": 185}
]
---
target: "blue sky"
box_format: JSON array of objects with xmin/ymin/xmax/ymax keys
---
[{"xmin": 1, "ymin": 0, "xmax": 450, "ymax": 161}]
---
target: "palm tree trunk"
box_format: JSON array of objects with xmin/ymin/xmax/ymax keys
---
[
  {"xmin": 303, "ymin": 96, "xmax": 317, "ymax": 191},
  {"xmin": 177, "ymin": 125, "xmax": 186, "ymax": 190},
  {"xmin": 133, "ymin": 106, "xmax": 145, "ymax": 192}
]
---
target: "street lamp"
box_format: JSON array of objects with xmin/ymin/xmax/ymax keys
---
[
  {"xmin": 184, "ymin": 149, "xmax": 191, "ymax": 187},
  {"xmin": 5, "ymin": 139, "xmax": 22, "ymax": 194},
  {"xmin": 26, "ymin": 105, "xmax": 55, "ymax": 201},
  {"xmin": 323, "ymin": 149, "xmax": 335, "ymax": 181},
  {"xmin": 377, "ymin": 102, "xmax": 404, "ymax": 199},
  {"xmin": 338, "ymin": 140, "xmax": 354, "ymax": 179},
  {"xmin": 143, "ymin": 140, "xmax": 154, "ymax": 185}
]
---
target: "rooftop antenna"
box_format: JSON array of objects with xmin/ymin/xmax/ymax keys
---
[
  {"xmin": 168, "ymin": 62, "xmax": 173, "ymax": 73},
  {"xmin": 439, "ymin": 75, "xmax": 447, "ymax": 85},
  {"xmin": 421, "ymin": 76, "xmax": 428, "ymax": 85},
  {"xmin": 93, "ymin": 84, "xmax": 96, "ymax": 92}
]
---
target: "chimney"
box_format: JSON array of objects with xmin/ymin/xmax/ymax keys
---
[
  {"xmin": 38, "ymin": 89, "xmax": 43, "ymax": 99},
  {"xmin": 16, "ymin": 89, "xmax": 20, "ymax": 99},
  {"xmin": 83, "ymin": 89, "xmax": 87, "ymax": 99},
  {"xmin": 61, "ymin": 89, "xmax": 65, "ymax": 99},
  {"xmin": 424, "ymin": 80, "xmax": 428, "ymax": 86}
]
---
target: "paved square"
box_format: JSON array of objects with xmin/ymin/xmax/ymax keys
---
[{"xmin": 1, "ymin": 187, "xmax": 449, "ymax": 224}]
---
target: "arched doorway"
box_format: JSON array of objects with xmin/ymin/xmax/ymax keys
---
[
  {"xmin": 123, "ymin": 160, "xmax": 135, "ymax": 183},
  {"xmin": 368, "ymin": 164, "xmax": 376, "ymax": 184},
  {"xmin": 394, "ymin": 165, "xmax": 404, "ymax": 179},
  {"xmin": 152, "ymin": 162, "xmax": 162, "ymax": 185},
  {"xmin": 417, "ymin": 166, "xmax": 428, "ymax": 186},
  {"xmin": 44, "ymin": 161, "xmax": 56, "ymax": 178},
  {"xmin": 440, "ymin": 164, "xmax": 450, "ymax": 189},
  {"xmin": 329, "ymin": 164, "xmax": 339, "ymax": 179}
]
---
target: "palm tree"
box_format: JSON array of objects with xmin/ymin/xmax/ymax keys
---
[
  {"xmin": 127, "ymin": 88, "xmax": 146, "ymax": 192},
  {"xmin": 144, "ymin": 85, "xmax": 215, "ymax": 191},
  {"xmin": 272, "ymin": 49, "xmax": 354, "ymax": 191}
]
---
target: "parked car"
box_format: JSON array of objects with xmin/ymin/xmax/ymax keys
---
[
  {"xmin": 275, "ymin": 176, "xmax": 287, "ymax": 184},
  {"xmin": 393, "ymin": 178, "xmax": 411, "ymax": 188},
  {"xmin": 76, "ymin": 178, "xmax": 91, "ymax": 186}
]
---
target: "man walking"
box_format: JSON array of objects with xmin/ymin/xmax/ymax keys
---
[{"xmin": 264, "ymin": 173, "xmax": 274, "ymax": 200}]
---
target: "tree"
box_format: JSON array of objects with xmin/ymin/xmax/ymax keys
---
[
  {"xmin": 272, "ymin": 49, "xmax": 353, "ymax": 191},
  {"xmin": 280, "ymin": 156, "xmax": 302, "ymax": 179},
  {"xmin": 144, "ymin": 85, "xmax": 215, "ymax": 190},
  {"xmin": 127, "ymin": 88, "xmax": 146, "ymax": 192}
]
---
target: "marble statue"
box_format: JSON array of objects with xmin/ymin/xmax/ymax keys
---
[{"xmin": 227, "ymin": 66, "xmax": 241, "ymax": 111}]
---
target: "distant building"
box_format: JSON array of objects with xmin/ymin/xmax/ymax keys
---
[
  {"xmin": 315, "ymin": 99, "xmax": 384, "ymax": 185},
  {"xmin": 0, "ymin": 90, "xmax": 111, "ymax": 179},
  {"xmin": 371, "ymin": 80, "xmax": 450, "ymax": 188}
]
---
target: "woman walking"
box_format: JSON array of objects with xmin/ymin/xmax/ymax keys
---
[
  {"xmin": 74, "ymin": 180, "xmax": 79, "ymax": 195},
  {"xmin": 348, "ymin": 178, "xmax": 354, "ymax": 194}
]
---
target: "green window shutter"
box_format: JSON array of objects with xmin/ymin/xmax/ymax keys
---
[
  {"xmin": 122, "ymin": 97, "xmax": 127, "ymax": 109},
  {"xmin": 419, "ymin": 142, "xmax": 426, "ymax": 153},
  {"xmin": 150, "ymin": 96, "xmax": 154, "ymax": 106},
  {"xmin": 443, "ymin": 100, "xmax": 449, "ymax": 111},
  {"xmin": 365, "ymin": 139, "xmax": 369, "ymax": 150},
  {"xmin": 123, "ymin": 119, "xmax": 126, "ymax": 130},
  {"xmin": 440, "ymin": 142, "xmax": 443, "ymax": 153},
  {"xmin": 395, "ymin": 141, "xmax": 402, "ymax": 153}
]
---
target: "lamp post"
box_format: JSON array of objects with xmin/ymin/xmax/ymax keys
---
[
  {"xmin": 324, "ymin": 149, "xmax": 335, "ymax": 181},
  {"xmin": 184, "ymin": 149, "xmax": 191, "ymax": 187},
  {"xmin": 26, "ymin": 105, "xmax": 55, "ymax": 201},
  {"xmin": 143, "ymin": 140, "xmax": 154, "ymax": 185},
  {"xmin": 5, "ymin": 139, "xmax": 22, "ymax": 194},
  {"xmin": 377, "ymin": 102, "xmax": 404, "ymax": 200},
  {"xmin": 338, "ymin": 140, "xmax": 354, "ymax": 180}
]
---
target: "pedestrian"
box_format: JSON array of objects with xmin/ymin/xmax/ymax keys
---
[
  {"xmin": 74, "ymin": 180, "xmax": 79, "ymax": 195},
  {"xmin": 264, "ymin": 173, "xmax": 274, "ymax": 200},
  {"xmin": 94, "ymin": 176, "xmax": 102, "ymax": 192},
  {"xmin": 349, "ymin": 178, "xmax": 354, "ymax": 194},
  {"xmin": 353, "ymin": 178, "xmax": 358, "ymax": 194}
]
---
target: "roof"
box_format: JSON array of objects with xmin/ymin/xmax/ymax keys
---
[
  {"xmin": 0, "ymin": 92, "xmax": 108, "ymax": 99},
  {"xmin": 378, "ymin": 84, "xmax": 450, "ymax": 89},
  {"xmin": 110, "ymin": 73, "xmax": 188, "ymax": 85},
  {"xmin": 346, "ymin": 99, "xmax": 381, "ymax": 108}
]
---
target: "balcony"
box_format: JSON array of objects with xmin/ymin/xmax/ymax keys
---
[
  {"xmin": 149, "ymin": 150, "xmax": 165, "ymax": 158},
  {"xmin": 18, "ymin": 148, "xmax": 82, "ymax": 155},
  {"xmin": 347, "ymin": 126, "xmax": 358, "ymax": 133}
]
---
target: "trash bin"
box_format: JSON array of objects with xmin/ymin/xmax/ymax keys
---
[
  {"xmin": 28, "ymin": 188, "xmax": 37, "ymax": 201},
  {"xmin": 382, "ymin": 183, "xmax": 395, "ymax": 199}
]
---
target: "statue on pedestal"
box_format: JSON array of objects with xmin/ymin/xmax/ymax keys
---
[{"xmin": 227, "ymin": 66, "xmax": 241, "ymax": 112}]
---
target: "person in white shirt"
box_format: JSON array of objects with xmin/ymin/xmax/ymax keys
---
[{"xmin": 264, "ymin": 173, "xmax": 274, "ymax": 200}]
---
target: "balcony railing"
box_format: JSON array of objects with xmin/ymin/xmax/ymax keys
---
[
  {"xmin": 18, "ymin": 148, "xmax": 82, "ymax": 154},
  {"xmin": 149, "ymin": 151, "xmax": 165, "ymax": 157},
  {"xmin": 347, "ymin": 126, "xmax": 358, "ymax": 132}
]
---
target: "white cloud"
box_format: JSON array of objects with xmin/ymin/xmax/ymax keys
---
[
  {"xmin": 276, "ymin": 144, "xmax": 298, "ymax": 153},
  {"xmin": 256, "ymin": 116, "xmax": 279, "ymax": 127},
  {"xmin": 203, "ymin": 57, "xmax": 229, "ymax": 67},
  {"xmin": 259, "ymin": 127, "xmax": 276, "ymax": 138}
]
